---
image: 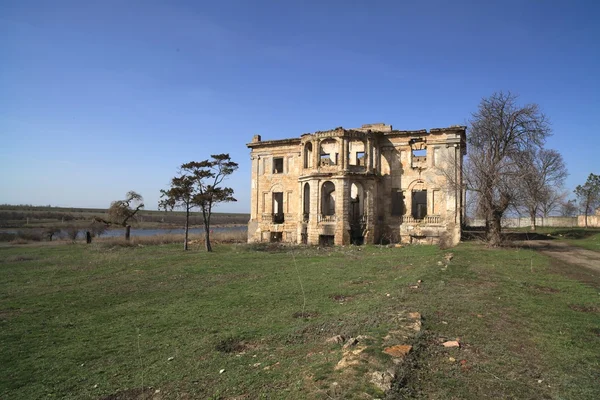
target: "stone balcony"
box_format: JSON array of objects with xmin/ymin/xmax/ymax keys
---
[
  {"xmin": 401, "ymin": 215, "xmax": 442, "ymax": 225},
  {"xmin": 318, "ymin": 214, "xmax": 337, "ymax": 223},
  {"xmin": 261, "ymin": 213, "xmax": 295, "ymax": 224}
]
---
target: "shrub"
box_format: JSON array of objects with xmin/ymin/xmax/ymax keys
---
[{"xmin": 64, "ymin": 226, "xmax": 80, "ymax": 242}]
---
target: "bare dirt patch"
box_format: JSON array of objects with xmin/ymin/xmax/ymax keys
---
[
  {"xmin": 568, "ymin": 304, "xmax": 599, "ymax": 313},
  {"xmin": 330, "ymin": 294, "xmax": 354, "ymax": 303},
  {"xmin": 292, "ymin": 311, "xmax": 319, "ymax": 319},
  {"xmin": 518, "ymin": 240, "xmax": 600, "ymax": 273}
]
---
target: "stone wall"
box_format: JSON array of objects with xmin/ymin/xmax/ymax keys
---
[
  {"xmin": 578, "ymin": 215, "xmax": 600, "ymax": 227},
  {"xmin": 467, "ymin": 217, "xmax": 579, "ymax": 228}
]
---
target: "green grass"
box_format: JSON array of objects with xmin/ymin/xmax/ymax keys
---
[{"xmin": 1, "ymin": 242, "xmax": 599, "ymax": 399}]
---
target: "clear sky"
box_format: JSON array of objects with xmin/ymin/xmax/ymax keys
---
[{"xmin": 1, "ymin": 0, "xmax": 599, "ymax": 213}]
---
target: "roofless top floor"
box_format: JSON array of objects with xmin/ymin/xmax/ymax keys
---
[{"xmin": 247, "ymin": 123, "xmax": 467, "ymax": 176}]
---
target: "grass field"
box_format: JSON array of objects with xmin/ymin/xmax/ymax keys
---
[{"xmin": 1, "ymin": 240, "xmax": 599, "ymax": 399}]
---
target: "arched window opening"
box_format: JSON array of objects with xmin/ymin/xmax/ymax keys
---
[
  {"xmin": 349, "ymin": 182, "xmax": 364, "ymax": 221},
  {"xmin": 304, "ymin": 142, "xmax": 313, "ymax": 168},
  {"xmin": 321, "ymin": 181, "xmax": 336, "ymax": 216},
  {"xmin": 303, "ymin": 183, "xmax": 310, "ymax": 221}
]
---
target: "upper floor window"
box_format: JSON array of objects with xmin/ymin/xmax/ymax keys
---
[{"xmin": 273, "ymin": 157, "xmax": 284, "ymax": 174}]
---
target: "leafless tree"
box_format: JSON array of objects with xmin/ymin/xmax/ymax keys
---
[
  {"xmin": 539, "ymin": 189, "xmax": 568, "ymax": 218},
  {"xmin": 574, "ymin": 173, "xmax": 600, "ymax": 228},
  {"xmin": 106, "ymin": 191, "xmax": 144, "ymax": 240},
  {"xmin": 515, "ymin": 149, "xmax": 567, "ymax": 230},
  {"xmin": 462, "ymin": 92, "xmax": 551, "ymax": 245},
  {"xmin": 560, "ymin": 199, "xmax": 578, "ymax": 217}
]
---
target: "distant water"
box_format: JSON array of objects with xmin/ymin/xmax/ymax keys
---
[
  {"xmin": 1, "ymin": 225, "xmax": 247, "ymax": 238},
  {"xmin": 100, "ymin": 226, "xmax": 247, "ymax": 238}
]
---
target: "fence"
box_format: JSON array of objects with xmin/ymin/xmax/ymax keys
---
[{"xmin": 467, "ymin": 216, "xmax": 579, "ymax": 228}]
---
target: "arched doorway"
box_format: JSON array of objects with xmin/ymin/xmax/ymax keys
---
[
  {"xmin": 303, "ymin": 183, "xmax": 310, "ymax": 221},
  {"xmin": 349, "ymin": 182, "xmax": 366, "ymax": 245}
]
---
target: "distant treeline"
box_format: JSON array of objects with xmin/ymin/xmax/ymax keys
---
[{"xmin": 0, "ymin": 205, "xmax": 250, "ymax": 228}]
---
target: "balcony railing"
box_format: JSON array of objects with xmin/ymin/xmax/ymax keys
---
[
  {"xmin": 401, "ymin": 215, "xmax": 442, "ymax": 224},
  {"xmin": 318, "ymin": 214, "xmax": 337, "ymax": 223},
  {"xmin": 261, "ymin": 213, "xmax": 285, "ymax": 224}
]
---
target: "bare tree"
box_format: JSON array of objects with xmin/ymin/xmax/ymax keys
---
[
  {"xmin": 560, "ymin": 198, "xmax": 578, "ymax": 217},
  {"xmin": 539, "ymin": 189, "xmax": 568, "ymax": 218},
  {"xmin": 106, "ymin": 191, "xmax": 144, "ymax": 240},
  {"xmin": 464, "ymin": 92, "xmax": 551, "ymax": 245},
  {"xmin": 516, "ymin": 149, "xmax": 567, "ymax": 230},
  {"xmin": 574, "ymin": 173, "xmax": 600, "ymax": 228},
  {"xmin": 159, "ymin": 169, "xmax": 196, "ymax": 251}
]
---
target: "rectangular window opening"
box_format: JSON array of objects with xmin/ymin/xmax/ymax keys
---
[
  {"xmin": 412, "ymin": 149, "xmax": 427, "ymax": 157},
  {"xmin": 412, "ymin": 190, "xmax": 427, "ymax": 220},
  {"xmin": 319, "ymin": 235, "xmax": 335, "ymax": 246},
  {"xmin": 270, "ymin": 232, "xmax": 282, "ymax": 242},
  {"xmin": 273, "ymin": 157, "xmax": 284, "ymax": 174},
  {"xmin": 272, "ymin": 192, "xmax": 284, "ymax": 224},
  {"xmin": 356, "ymin": 151, "xmax": 365, "ymax": 166}
]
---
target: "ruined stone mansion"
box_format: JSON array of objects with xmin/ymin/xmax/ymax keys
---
[{"xmin": 247, "ymin": 123, "xmax": 466, "ymax": 246}]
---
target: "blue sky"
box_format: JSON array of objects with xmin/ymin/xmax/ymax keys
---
[{"xmin": 1, "ymin": 0, "xmax": 599, "ymax": 213}]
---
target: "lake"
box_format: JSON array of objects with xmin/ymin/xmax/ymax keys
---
[{"xmin": 100, "ymin": 225, "xmax": 247, "ymax": 238}]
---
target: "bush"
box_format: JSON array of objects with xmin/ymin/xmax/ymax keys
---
[
  {"xmin": 64, "ymin": 226, "xmax": 80, "ymax": 242},
  {"xmin": 0, "ymin": 232, "xmax": 17, "ymax": 242}
]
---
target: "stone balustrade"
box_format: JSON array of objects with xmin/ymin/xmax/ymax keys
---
[{"xmin": 318, "ymin": 214, "xmax": 337, "ymax": 223}]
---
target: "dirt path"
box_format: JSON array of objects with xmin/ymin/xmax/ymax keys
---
[{"xmin": 519, "ymin": 240, "xmax": 600, "ymax": 272}]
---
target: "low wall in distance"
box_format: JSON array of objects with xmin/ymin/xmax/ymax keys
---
[{"xmin": 467, "ymin": 216, "xmax": 580, "ymax": 228}]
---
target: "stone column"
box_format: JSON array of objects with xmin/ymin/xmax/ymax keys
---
[
  {"xmin": 342, "ymin": 137, "xmax": 349, "ymax": 170},
  {"xmin": 313, "ymin": 139, "xmax": 320, "ymax": 170},
  {"xmin": 367, "ymin": 139, "xmax": 374, "ymax": 172}
]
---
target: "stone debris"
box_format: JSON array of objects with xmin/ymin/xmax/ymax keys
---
[
  {"xmin": 342, "ymin": 337, "xmax": 359, "ymax": 349},
  {"xmin": 409, "ymin": 285, "xmax": 419, "ymax": 289},
  {"xmin": 332, "ymin": 310, "xmax": 422, "ymax": 396},
  {"xmin": 448, "ymin": 357, "xmax": 456, "ymax": 362},
  {"xmin": 444, "ymin": 252, "xmax": 454, "ymax": 262},
  {"xmin": 167, "ymin": 357, "xmax": 174, "ymax": 361},
  {"xmin": 325, "ymin": 335, "xmax": 345, "ymax": 344},
  {"xmin": 334, "ymin": 346, "xmax": 366, "ymax": 370},
  {"xmin": 370, "ymin": 370, "xmax": 395, "ymax": 392},
  {"xmin": 383, "ymin": 344, "xmax": 412, "ymax": 358},
  {"xmin": 442, "ymin": 340, "xmax": 460, "ymax": 348},
  {"xmin": 219, "ymin": 369, "xmax": 225, "ymax": 374}
]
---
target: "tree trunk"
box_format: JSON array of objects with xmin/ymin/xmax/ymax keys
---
[
  {"xmin": 184, "ymin": 206, "xmax": 189, "ymax": 251},
  {"xmin": 487, "ymin": 211, "xmax": 503, "ymax": 246},
  {"xmin": 530, "ymin": 215, "xmax": 537, "ymax": 231},
  {"xmin": 204, "ymin": 222, "xmax": 212, "ymax": 252},
  {"xmin": 125, "ymin": 225, "xmax": 131, "ymax": 240}
]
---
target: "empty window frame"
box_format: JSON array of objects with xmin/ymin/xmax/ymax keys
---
[
  {"xmin": 273, "ymin": 157, "xmax": 284, "ymax": 174},
  {"xmin": 412, "ymin": 190, "xmax": 427, "ymax": 219}
]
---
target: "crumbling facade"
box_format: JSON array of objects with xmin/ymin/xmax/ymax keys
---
[{"xmin": 247, "ymin": 123, "xmax": 467, "ymax": 245}]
